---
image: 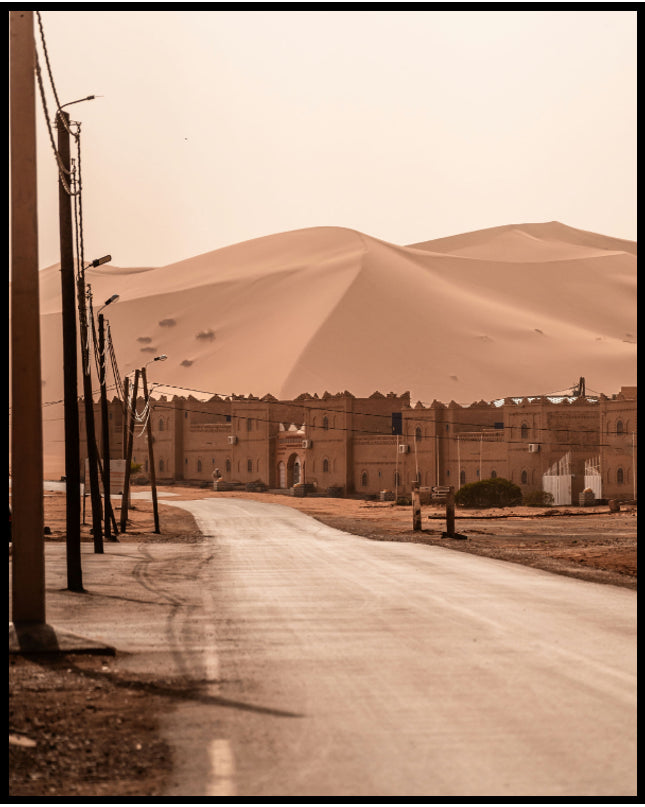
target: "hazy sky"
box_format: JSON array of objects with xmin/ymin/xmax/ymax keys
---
[{"xmin": 32, "ymin": 9, "xmax": 636, "ymax": 269}]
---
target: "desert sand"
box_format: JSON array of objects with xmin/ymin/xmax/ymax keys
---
[{"xmin": 24, "ymin": 221, "xmax": 636, "ymax": 478}]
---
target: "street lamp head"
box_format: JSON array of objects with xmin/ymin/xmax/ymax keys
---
[
  {"xmin": 97, "ymin": 294, "xmax": 119, "ymax": 315},
  {"xmin": 90, "ymin": 254, "xmax": 112, "ymax": 268},
  {"xmin": 154, "ymin": 354, "xmax": 168, "ymax": 362}
]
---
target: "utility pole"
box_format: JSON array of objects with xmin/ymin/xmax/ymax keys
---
[
  {"xmin": 141, "ymin": 367, "xmax": 161, "ymax": 533},
  {"xmin": 78, "ymin": 281, "xmax": 104, "ymax": 552},
  {"xmin": 120, "ymin": 369, "xmax": 140, "ymax": 533},
  {"xmin": 98, "ymin": 312, "xmax": 114, "ymax": 542},
  {"xmin": 57, "ymin": 106, "xmax": 83, "ymax": 591},
  {"xmin": 10, "ymin": 9, "xmax": 47, "ymax": 624}
]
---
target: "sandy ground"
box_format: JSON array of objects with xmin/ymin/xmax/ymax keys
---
[{"xmin": 9, "ymin": 485, "xmax": 637, "ymax": 797}]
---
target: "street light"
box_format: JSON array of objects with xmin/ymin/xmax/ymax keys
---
[
  {"xmin": 88, "ymin": 254, "xmax": 111, "ymax": 269},
  {"xmin": 97, "ymin": 293, "xmax": 119, "ymax": 542},
  {"xmin": 139, "ymin": 355, "xmax": 168, "ymax": 534}
]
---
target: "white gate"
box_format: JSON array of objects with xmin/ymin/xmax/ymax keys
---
[
  {"xmin": 584, "ymin": 457, "xmax": 602, "ymax": 500},
  {"xmin": 542, "ymin": 452, "xmax": 573, "ymax": 506}
]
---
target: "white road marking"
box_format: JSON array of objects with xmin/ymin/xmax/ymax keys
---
[{"xmin": 207, "ymin": 738, "xmax": 236, "ymax": 796}]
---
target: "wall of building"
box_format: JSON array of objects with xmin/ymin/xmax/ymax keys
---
[{"xmin": 96, "ymin": 387, "xmax": 636, "ymax": 502}]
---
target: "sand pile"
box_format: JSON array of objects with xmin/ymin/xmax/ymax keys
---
[{"xmin": 25, "ymin": 221, "xmax": 636, "ymax": 477}]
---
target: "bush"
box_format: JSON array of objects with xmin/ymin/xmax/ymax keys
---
[
  {"xmin": 455, "ymin": 477, "xmax": 521, "ymax": 509},
  {"xmin": 523, "ymin": 490, "xmax": 554, "ymax": 507}
]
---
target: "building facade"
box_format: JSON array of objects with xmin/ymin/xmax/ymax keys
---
[{"xmin": 87, "ymin": 386, "xmax": 637, "ymax": 503}]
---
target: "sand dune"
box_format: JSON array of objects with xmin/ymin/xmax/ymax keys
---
[{"xmin": 24, "ymin": 221, "xmax": 636, "ymax": 477}]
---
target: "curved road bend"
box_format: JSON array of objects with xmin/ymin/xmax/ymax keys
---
[{"xmin": 158, "ymin": 497, "xmax": 636, "ymax": 798}]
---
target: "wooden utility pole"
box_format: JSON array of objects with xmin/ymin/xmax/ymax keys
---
[
  {"xmin": 120, "ymin": 369, "xmax": 140, "ymax": 533},
  {"xmin": 57, "ymin": 107, "xmax": 84, "ymax": 591},
  {"xmin": 10, "ymin": 9, "xmax": 47, "ymax": 623},
  {"xmin": 78, "ymin": 280, "xmax": 104, "ymax": 552},
  {"xmin": 141, "ymin": 367, "xmax": 161, "ymax": 533},
  {"xmin": 98, "ymin": 312, "xmax": 116, "ymax": 542}
]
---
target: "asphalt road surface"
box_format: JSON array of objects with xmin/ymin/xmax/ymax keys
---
[{"xmin": 157, "ymin": 497, "xmax": 637, "ymax": 798}]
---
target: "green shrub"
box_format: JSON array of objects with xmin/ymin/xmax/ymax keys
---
[
  {"xmin": 455, "ymin": 477, "xmax": 522, "ymax": 509},
  {"xmin": 523, "ymin": 490, "xmax": 554, "ymax": 507}
]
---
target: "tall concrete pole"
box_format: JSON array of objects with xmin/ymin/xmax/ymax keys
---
[
  {"xmin": 141, "ymin": 367, "xmax": 161, "ymax": 533},
  {"xmin": 57, "ymin": 108, "xmax": 83, "ymax": 591},
  {"xmin": 10, "ymin": 10, "xmax": 46, "ymax": 623}
]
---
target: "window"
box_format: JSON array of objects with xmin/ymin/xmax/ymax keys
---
[
  {"xmin": 247, "ymin": 418, "xmax": 253, "ymax": 431},
  {"xmin": 415, "ymin": 426, "xmax": 423, "ymax": 442},
  {"xmin": 521, "ymin": 423, "xmax": 529, "ymax": 439},
  {"xmin": 323, "ymin": 458, "xmax": 329, "ymax": 473},
  {"xmin": 197, "ymin": 460, "xmax": 202, "ymax": 472},
  {"xmin": 616, "ymin": 420, "xmax": 624, "ymax": 435},
  {"xmin": 361, "ymin": 471, "xmax": 368, "ymax": 487},
  {"xmin": 322, "ymin": 416, "xmax": 329, "ymax": 430},
  {"xmin": 225, "ymin": 459, "xmax": 231, "ymax": 473},
  {"xmin": 521, "ymin": 470, "xmax": 528, "ymax": 484},
  {"xmin": 247, "ymin": 459, "xmax": 253, "ymax": 473},
  {"xmin": 490, "ymin": 469, "xmax": 497, "ymax": 479},
  {"xmin": 617, "ymin": 467, "xmax": 624, "ymax": 484},
  {"xmin": 460, "ymin": 470, "xmax": 466, "ymax": 485},
  {"xmin": 159, "ymin": 459, "xmax": 165, "ymax": 472},
  {"xmin": 394, "ymin": 471, "xmax": 400, "ymax": 486},
  {"xmin": 159, "ymin": 418, "xmax": 164, "ymax": 432}
]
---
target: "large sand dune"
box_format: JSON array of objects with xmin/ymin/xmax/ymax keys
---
[{"xmin": 25, "ymin": 221, "xmax": 637, "ymax": 477}]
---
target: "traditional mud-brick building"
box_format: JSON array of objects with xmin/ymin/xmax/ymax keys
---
[{"xmin": 89, "ymin": 386, "xmax": 637, "ymax": 504}]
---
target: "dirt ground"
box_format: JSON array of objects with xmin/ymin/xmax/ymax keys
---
[{"xmin": 9, "ymin": 485, "xmax": 637, "ymax": 797}]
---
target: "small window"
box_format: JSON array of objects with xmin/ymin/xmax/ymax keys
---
[
  {"xmin": 322, "ymin": 416, "xmax": 329, "ymax": 430},
  {"xmin": 617, "ymin": 467, "xmax": 624, "ymax": 484},
  {"xmin": 323, "ymin": 458, "xmax": 329, "ymax": 473},
  {"xmin": 197, "ymin": 460, "xmax": 202, "ymax": 472},
  {"xmin": 490, "ymin": 469, "xmax": 497, "ymax": 479},
  {"xmin": 415, "ymin": 426, "xmax": 423, "ymax": 442},
  {"xmin": 225, "ymin": 459, "xmax": 231, "ymax": 473},
  {"xmin": 159, "ymin": 459, "xmax": 164, "ymax": 472},
  {"xmin": 460, "ymin": 470, "xmax": 466, "ymax": 485},
  {"xmin": 247, "ymin": 459, "xmax": 253, "ymax": 473},
  {"xmin": 394, "ymin": 471, "xmax": 400, "ymax": 486},
  {"xmin": 361, "ymin": 471, "xmax": 369, "ymax": 487},
  {"xmin": 521, "ymin": 470, "xmax": 528, "ymax": 484},
  {"xmin": 159, "ymin": 418, "xmax": 164, "ymax": 432},
  {"xmin": 616, "ymin": 420, "xmax": 624, "ymax": 435},
  {"xmin": 247, "ymin": 418, "xmax": 253, "ymax": 431},
  {"xmin": 521, "ymin": 423, "xmax": 529, "ymax": 439}
]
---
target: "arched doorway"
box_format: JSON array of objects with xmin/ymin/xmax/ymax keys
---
[{"xmin": 286, "ymin": 453, "xmax": 302, "ymax": 487}]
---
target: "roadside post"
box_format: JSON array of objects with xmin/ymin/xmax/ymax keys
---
[
  {"xmin": 432, "ymin": 485, "xmax": 464, "ymax": 539},
  {"xmin": 412, "ymin": 481, "xmax": 422, "ymax": 531}
]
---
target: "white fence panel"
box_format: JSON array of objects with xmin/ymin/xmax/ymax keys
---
[{"xmin": 542, "ymin": 474, "xmax": 572, "ymax": 506}]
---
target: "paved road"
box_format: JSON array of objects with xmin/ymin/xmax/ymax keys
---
[
  {"xmin": 162, "ymin": 497, "xmax": 636, "ymax": 798},
  {"xmin": 19, "ymin": 495, "xmax": 636, "ymax": 797}
]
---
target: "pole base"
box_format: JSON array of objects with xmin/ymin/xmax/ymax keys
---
[{"xmin": 9, "ymin": 621, "xmax": 115, "ymax": 655}]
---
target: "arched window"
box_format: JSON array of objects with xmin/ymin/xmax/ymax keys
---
[
  {"xmin": 247, "ymin": 459, "xmax": 253, "ymax": 473},
  {"xmin": 490, "ymin": 469, "xmax": 497, "ymax": 478},
  {"xmin": 197, "ymin": 459, "xmax": 202, "ymax": 472},
  {"xmin": 616, "ymin": 420, "xmax": 624, "ymax": 435},
  {"xmin": 460, "ymin": 470, "xmax": 466, "ymax": 485},
  {"xmin": 521, "ymin": 470, "xmax": 528, "ymax": 484},
  {"xmin": 225, "ymin": 458, "xmax": 231, "ymax": 473},
  {"xmin": 394, "ymin": 471, "xmax": 400, "ymax": 486},
  {"xmin": 322, "ymin": 416, "xmax": 329, "ymax": 430},
  {"xmin": 144, "ymin": 459, "xmax": 149, "ymax": 472},
  {"xmin": 159, "ymin": 459, "xmax": 164, "ymax": 472},
  {"xmin": 617, "ymin": 467, "xmax": 624, "ymax": 484},
  {"xmin": 361, "ymin": 471, "xmax": 369, "ymax": 487},
  {"xmin": 415, "ymin": 426, "xmax": 423, "ymax": 442},
  {"xmin": 159, "ymin": 418, "xmax": 164, "ymax": 432},
  {"xmin": 521, "ymin": 423, "xmax": 529, "ymax": 439},
  {"xmin": 322, "ymin": 458, "xmax": 329, "ymax": 473},
  {"xmin": 247, "ymin": 418, "xmax": 253, "ymax": 431}
]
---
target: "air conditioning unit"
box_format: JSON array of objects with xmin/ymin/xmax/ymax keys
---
[
  {"xmin": 528, "ymin": 443, "xmax": 540, "ymax": 453},
  {"xmin": 398, "ymin": 444, "xmax": 409, "ymax": 454},
  {"xmin": 227, "ymin": 435, "xmax": 238, "ymax": 445},
  {"xmin": 302, "ymin": 439, "xmax": 313, "ymax": 449}
]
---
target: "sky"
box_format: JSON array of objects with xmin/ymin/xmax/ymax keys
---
[{"xmin": 30, "ymin": 9, "xmax": 637, "ymax": 270}]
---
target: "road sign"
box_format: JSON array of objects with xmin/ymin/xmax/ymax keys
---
[{"xmin": 432, "ymin": 485, "xmax": 451, "ymax": 493}]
